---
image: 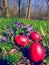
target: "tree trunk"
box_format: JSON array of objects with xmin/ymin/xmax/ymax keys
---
[
  {"xmin": 26, "ymin": 0, "xmax": 32, "ymax": 19},
  {"xmin": 45, "ymin": 0, "xmax": 49, "ymax": 19},
  {"xmin": 4, "ymin": 0, "xmax": 10, "ymax": 17},
  {"xmin": 47, "ymin": 1, "xmax": 49, "ymax": 19},
  {"xmin": 18, "ymin": 0, "xmax": 21, "ymax": 17}
]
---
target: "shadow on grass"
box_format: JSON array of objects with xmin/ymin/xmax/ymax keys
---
[
  {"xmin": 20, "ymin": 47, "xmax": 46, "ymax": 65},
  {"xmin": 0, "ymin": 60, "xmax": 10, "ymax": 65}
]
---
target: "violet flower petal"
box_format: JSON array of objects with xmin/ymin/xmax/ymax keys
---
[
  {"xmin": 25, "ymin": 25, "xmax": 30, "ymax": 29},
  {"xmin": 20, "ymin": 31, "xmax": 25, "ymax": 35},
  {"xmin": 28, "ymin": 28, "xmax": 33, "ymax": 32},
  {"xmin": 2, "ymin": 37, "xmax": 8, "ymax": 42},
  {"xmin": 26, "ymin": 33, "xmax": 29, "ymax": 39}
]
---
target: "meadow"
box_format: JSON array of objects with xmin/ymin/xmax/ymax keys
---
[{"xmin": 0, "ymin": 18, "xmax": 49, "ymax": 65}]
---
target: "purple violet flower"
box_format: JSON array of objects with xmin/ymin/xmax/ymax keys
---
[
  {"xmin": 12, "ymin": 22, "xmax": 22, "ymax": 28},
  {"xmin": 18, "ymin": 24, "xmax": 22, "ymax": 28},
  {"xmin": 16, "ymin": 22, "xmax": 22, "ymax": 28},
  {"xmin": 7, "ymin": 28, "xmax": 12, "ymax": 32},
  {"xmin": 7, "ymin": 32, "xmax": 12, "ymax": 36},
  {"xmin": 25, "ymin": 25, "xmax": 33, "ymax": 32},
  {"xmin": 14, "ymin": 22, "xmax": 20, "ymax": 25},
  {"xmin": 14, "ymin": 34, "xmax": 16, "ymax": 37},
  {"xmin": 2, "ymin": 37, "xmax": 8, "ymax": 42},
  {"xmin": 28, "ymin": 28, "xmax": 33, "ymax": 32},
  {"xmin": 20, "ymin": 31, "xmax": 25, "ymax": 35},
  {"xmin": 16, "ymin": 28, "xmax": 19, "ymax": 30},
  {"xmin": 25, "ymin": 25, "xmax": 30, "ymax": 29},
  {"xmin": 26, "ymin": 33, "xmax": 29, "ymax": 39}
]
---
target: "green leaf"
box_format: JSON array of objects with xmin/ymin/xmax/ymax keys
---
[{"xmin": 46, "ymin": 58, "xmax": 49, "ymax": 64}]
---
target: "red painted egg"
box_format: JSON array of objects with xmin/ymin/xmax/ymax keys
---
[
  {"xmin": 29, "ymin": 42, "xmax": 45, "ymax": 62},
  {"xmin": 14, "ymin": 35, "xmax": 29, "ymax": 47},
  {"xmin": 30, "ymin": 31, "xmax": 42, "ymax": 41}
]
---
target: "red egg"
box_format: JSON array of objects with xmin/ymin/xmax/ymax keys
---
[
  {"xmin": 14, "ymin": 35, "xmax": 29, "ymax": 47},
  {"xmin": 29, "ymin": 42, "xmax": 45, "ymax": 62},
  {"xmin": 30, "ymin": 31, "xmax": 42, "ymax": 41}
]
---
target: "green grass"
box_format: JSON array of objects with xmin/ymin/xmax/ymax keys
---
[{"xmin": 0, "ymin": 18, "xmax": 49, "ymax": 35}]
